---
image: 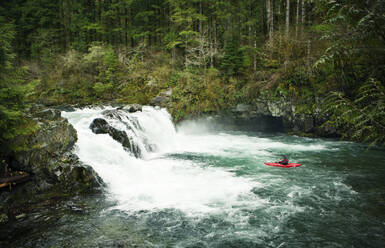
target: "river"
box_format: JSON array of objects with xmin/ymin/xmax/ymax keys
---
[{"xmin": 12, "ymin": 106, "xmax": 385, "ymax": 247}]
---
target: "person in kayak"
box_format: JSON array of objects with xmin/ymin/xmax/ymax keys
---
[{"xmin": 278, "ymin": 155, "xmax": 289, "ymax": 165}]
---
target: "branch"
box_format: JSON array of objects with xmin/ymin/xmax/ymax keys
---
[{"xmin": 337, "ymin": 94, "xmax": 385, "ymax": 131}]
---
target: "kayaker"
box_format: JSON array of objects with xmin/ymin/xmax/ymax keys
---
[{"xmin": 278, "ymin": 155, "xmax": 289, "ymax": 165}]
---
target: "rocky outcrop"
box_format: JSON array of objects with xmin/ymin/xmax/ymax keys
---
[
  {"xmin": 12, "ymin": 108, "xmax": 102, "ymax": 192},
  {"xmin": 118, "ymin": 104, "xmax": 142, "ymax": 113},
  {"xmin": 150, "ymin": 96, "xmax": 168, "ymax": 107},
  {"xmin": 230, "ymin": 98, "xmax": 340, "ymax": 137},
  {"xmin": 89, "ymin": 118, "xmax": 141, "ymax": 157},
  {"xmin": 0, "ymin": 106, "xmax": 103, "ymax": 225},
  {"xmin": 101, "ymin": 104, "xmax": 142, "ymax": 119},
  {"xmin": 150, "ymin": 89, "xmax": 172, "ymax": 107}
]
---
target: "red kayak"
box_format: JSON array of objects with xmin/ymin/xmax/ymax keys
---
[{"xmin": 264, "ymin": 162, "xmax": 302, "ymax": 168}]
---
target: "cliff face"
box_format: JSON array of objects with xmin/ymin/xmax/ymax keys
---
[
  {"xmin": 0, "ymin": 106, "xmax": 103, "ymax": 224},
  {"xmin": 149, "ymin": 90, "xmax": 339, "ymax": 137},
  {"xmin": 230, "ymin": 98, "xmax": 339, "ymax": 137}
]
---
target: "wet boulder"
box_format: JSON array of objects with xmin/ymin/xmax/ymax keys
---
[
  {"xmin": 89, "ymin": 118, "xmax": 141, "ymax": 158},
  {"xmin": 101, "ymin": 109, "xmax": 121, "ymax": 119},
  {"xmin": 89, "ymin": 118, "xmax": 110, "ymax": 134},
  {"xmin": 119, "ymin": 104, "xmax": 143, "ymax": 113}
]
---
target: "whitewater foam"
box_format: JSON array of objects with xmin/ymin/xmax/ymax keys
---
[
  {"xmin": 63, "ymin": 106, "xmax": 332, "ymax": 216},
  {"xmin": 63, "ymin": 107, "xmax": 265, "ymax": 214}
]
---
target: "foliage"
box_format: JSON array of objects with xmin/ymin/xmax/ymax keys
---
[
  {"xmin": 0, "ymin": 68, "xmax": 36, "ymax": 153},
  {"xmin": 323, "ymin": 78, "xmax": 385, "ymax": 145},
  {"xmin": 0, "ymin": 0, "xmax": 385, "ymax": 145},
  {"xmin": 0, "ymin": 18, "xmax": 35, "ymax": 153},
  {"xmin": 221, "ymin": 39, "xmax": 244, "ymax": 77},
  {"xmin": 0, "ymin": 17, "xmax": 15, "ymax": 71},
  {"xmin": 169, "ymin": 68, "xmax": 237, "ymax": 121}
]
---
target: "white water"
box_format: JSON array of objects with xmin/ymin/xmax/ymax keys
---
[{"xmin": 63, "ymin": 106, "xmax": 330, "ymax": 215}]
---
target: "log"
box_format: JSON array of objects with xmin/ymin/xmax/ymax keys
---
[{"xmin": 0, "ymin": 172, "xmax": 30, "ymax": 188}]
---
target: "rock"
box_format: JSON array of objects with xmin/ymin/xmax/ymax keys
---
[
  {"xmin": 0, "ymin": 106, "xmax": 104, "ymax": 237},
  {"xmin": 160, "ymin": 89, "xmax": 172, "ymax": 97},
  {"xmin": 121, "ymin": 104, "xmax": 142, "ymax": 113},
  {"xmin": 303, "ymin": 115, "xmax": 314, "ymax": 132},
  {"xmin": 12, "ymin": 118, "xmax": 78, "ymax": 172},
  {"xmin": 267, "ymin": 101, "xmax": 287, "ymax": 117},
  {"xmin": 150, "ymin": 96, "xmax": 168, "ymax": 107},
  {"xmin": 6, "ymin": 107, "xmax": 103, "ymax": 212},
  {"xmin": 35, "ymin": 109, "xmax": 62, "ymax": 121},
  {"xmin": 226, "ymin": 96, "xmax": 340, "ymax": 137},
  {"xmin": 89, "ymin": 118, "xmax": 140, "ymax": 158},
  {"xmin": 253, "ymin": 101, "xmax": 270, "ymax": 115},
  {"xmin": 150, "ymin": 89, "xmax": 172, "ymax": 107},
  {"xmin": 108, "ymin": 102, "xmax": 124, "ymax": 109},
  {"xmin": 89, "ymin": 118, "xmax": 110, "ymax": 134},
  {"xmin": 102, "ymin": 105, "xmax": 142, "ymax": 117},
  {"xmin": 109, "ymin": 129, "xmax": 132, "ymax": 150},
  {"xmin": 233, "ymin": 104, "xmax": 251, "ymax": 113},
  {"xmin": 101, "ymin": 109, "xmax": 121, "ymax": 119},
  {"xmin": 55, "ymin": 104, "xmax": 76, "ymax": 112},
  {"xmin": 65, "ymin": 201, "xmax": 84, "ymax": 213}
]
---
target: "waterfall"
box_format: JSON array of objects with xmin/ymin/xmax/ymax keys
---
[
  {"xmin": 90, "ymin": 106, "xmax": 177, "ymax": 158},
  {"xmin": 63, "ymin": 106, "xmax": 259, "ymax": 213}
]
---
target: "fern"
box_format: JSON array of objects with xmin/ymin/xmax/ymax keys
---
[{"xmin": 322, "ymin": 78, "xmax": 385, "ymax": 145}]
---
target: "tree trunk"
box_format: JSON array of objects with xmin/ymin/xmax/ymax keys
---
[
  {"xmin": 296, "ymin": 0, "xmax": 300, "ymax": 38},
  {"xmin": 116, "ymin": 3, "xmax": 122, "ymax": 47},
  {"xmin": 199, "ymin": 0, "xmax": 203, "ymax": 68},
  {"xmin": 213, "ymin": 15, "xmax": 217, "ymax": 64},
  {"xmin": 60, "ymin": 0, "xmax": 65, "ymax": 50},
  {"xmin": 301, "ymin": 0, "xmax": 306, "ymax": 37},
  {"xmin": 248, "ymin": 21, "xmax": 252, "ymax": 47},
  {"xmin": 286, "ymin": 0, "xmax": 290, "ymax": 37},
  {"xmin": 306, "ymin": 0, "xmax": 313, "ymax": 70},
  {"xmin": 270, "ymin": 0, "xmax": 274, "ymax": 40},
  {"xmin": 254, "ymin": 29, "xmax": 257, "ymax": 72},
  {"xmin": 63, "ymin": 0, "xmax": 72, "ymax": 50},
  {"xmin": 97, "ymin": 0, "xmax": 102, "ymax": 42},
  {"xmin": 238, "ymin": 0, "xmax": 241, "ymax": 41},
  {"xmin": 172, "ymin": 46, "xmax": 176, "ymax": 68},
  {"xmin": 210, "ymin": 15, "xmax": 214, "ymax": 68},
  {"xmin": 199, "ymin": 1, "xmax": 203, "ymax": 35},
  {"xmin": 124, "ymin": 7, "xmax": 128, "ymax": 50},
  {"xmin": 267, "ymin": 0, "xmax": 273, "ymax": 40}
]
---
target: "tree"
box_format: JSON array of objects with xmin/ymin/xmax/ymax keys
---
[
  {"xmin": 285, "ymin": 0, "xmax": 290, "ymax": 36},
  {"xmin": 266, "ymin": 0, "xmax": 274, "ymax": 41},
  {"xmin": 0, "ymin": 17, "xmax": 15, "ymax": 71},
  {"xmin": 0, "ymin": 18, "xmax": 34, "ymax": 153},
  {"xmin": 221, "ymin": 38, "xmax": 243, "ymax": 76}
]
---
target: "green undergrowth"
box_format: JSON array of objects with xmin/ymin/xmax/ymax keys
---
[{"xmin": 2, "ymin": 40, "xmax": 385, "ymax": 147}]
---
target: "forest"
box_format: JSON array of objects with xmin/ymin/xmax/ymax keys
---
[{"xmin": 1, "ymin": 0, "xmax": 385, "ymax": 152}]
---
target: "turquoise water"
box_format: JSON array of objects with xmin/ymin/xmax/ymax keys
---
[{"xmin": 7, "ymin": 109, "xmax": 385, "ymax": 248}]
